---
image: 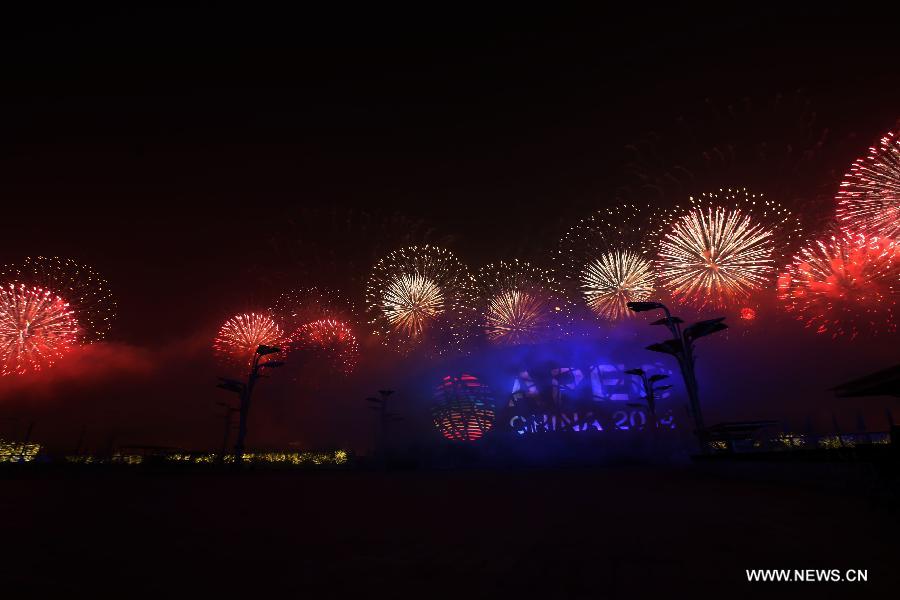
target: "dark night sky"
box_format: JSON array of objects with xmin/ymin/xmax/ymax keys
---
[{"xmin": 0, "ymin": 10, "xmax": 897, "ymax": 451}]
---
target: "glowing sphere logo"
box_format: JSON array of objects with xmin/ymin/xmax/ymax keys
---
[{"xmin": 431, "ymin": 374, "xmax": 495, "ymax": 442}]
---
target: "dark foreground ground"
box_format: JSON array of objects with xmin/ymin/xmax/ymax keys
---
[{"xmin": 1, "ymin": 462, "xmax": 897, "ymax": 598}]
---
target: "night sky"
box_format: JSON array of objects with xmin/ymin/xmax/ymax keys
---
[{"xmin": 0, "ymin": 10, "xmax": 897, "ymax": 452}]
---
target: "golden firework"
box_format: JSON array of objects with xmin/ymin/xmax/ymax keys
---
[
  {"xmin": 582, "ymin": 249, "xmax": 655, "ymax": 320},
  {"xmin": 366, "ymin": 245, "xmax": 474, "ymax": 353},
  {"xmin": 659, "ymin": 206, "xmax": 775, "ymax": 308}
]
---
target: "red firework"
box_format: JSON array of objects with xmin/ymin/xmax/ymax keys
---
[
  {"xmin": 0, "ymin": 256, "xmax": 116, "ymax": 342},
  {"xmin": 836, "ymin": 131, "xmax": 900, "ymax": 239},
  {"xmin": 0, "ymin": 284, "xmax": 80, "ymax": 376},
  {"xmin": 739, "ymin": 307, "xmax": 757, "ymax": 321},
  {"xmin": 291, "ymin": 319, "xmax": 359, "ymax": 374},
  {"xmin": 777, "ymin": 232, "xmax": 899, "ymax": 339},
  {"xmin": 213, "ymin": 313, "xmax": 286, "ymax": 368},
  {"xmin": 269, "ymin": 287, "xmax": 354, "ymax": 334}
]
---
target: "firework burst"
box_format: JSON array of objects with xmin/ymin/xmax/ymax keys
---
[
  {"xmin": 583, "ymin": 250, "xmax": 656, "ymax": 320},
  {"xmin": 739, "ymin": 307, "xmax": 758, "ymax": 321},
  {"xmin": 659, "ymin": 207, "xmax": 774, "ymax": 307},
  {"xmin": 291, "ymin": 319, "xmax": 359, "ymax": 374},
  {"xmin": 658, "ymin": 189, "xmax": 800, "ymax": 309},
  {"xmin": 213, "ymin": 313, "xmax": 286, "ymax": 368},
  {"xmin": 0, "ymin": 256, "xmax": 115, "ymax": 342},
  {"xmin": 484, "ymin": 289, "xmax": 552, "ymax": 345},
  {"xmin": 836, "ymin": 131, "xmax": 900, "ymax": 239},
  {"xmin": 477, "ymin": 260, "xmax": 568, "ymax": 346},
  {"xmin": 382, "ymin": 272, "xmax": 444, "ymax": 338},
  {"xmin": 777, "ymin": 232, "xmax": 899, "ymax": 339},
  {"xmin": 366, "ymin": 245, "xmax": 475, "ymax": 353},
  {"xmin": 0, "ymin": 284, "xmax": 80, "ymax": 376},
  {"xmin": 559, "ymin": 204, "xmax": 673, "ymax": 321}
]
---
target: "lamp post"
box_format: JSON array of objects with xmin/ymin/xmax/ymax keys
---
[
  {"xmin": 217, "ymin": 344, "xmax": 284, "ymax": 462},
  {"xmin": 627, "ymin": 301, "xmax": 727, "ymax": 452}
]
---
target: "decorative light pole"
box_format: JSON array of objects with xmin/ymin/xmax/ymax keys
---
[
  {"xmin": 627, "ymin": 301, "xmax": 727, "ymax": 452},
  {"xmin": 217, "ymin": 344, "xmax": 284, "ymax": 462}
]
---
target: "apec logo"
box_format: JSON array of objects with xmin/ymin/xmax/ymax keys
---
[
  {"xmin": 505, "ymin": 362, "xmax": 676, "ymax": 435},
  {"xmin": 509, "ymin": 362, "xmax": 674, "ymax": 407}
]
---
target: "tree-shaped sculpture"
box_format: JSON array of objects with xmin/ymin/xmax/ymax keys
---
[
  {"xmin": 216, "ymin": 344, "xmax": 285, "ymax": 462},
  {"xmin": 627, "ymin": 301, "xmax": 727, "ymax": 451}
]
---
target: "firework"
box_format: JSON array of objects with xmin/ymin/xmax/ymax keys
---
[
  {"xmin": 213, "ymin": 313, "xmax": 286, "ymax": 368},
  {"xmin": 270, "ymin": 287, "xmax": 354, "ymax": 333},
  {"xmin": 658, "ymin": 189, "xmax": 800, "ymax": 309},
  {"xmin": 659, "ymin": 207, "xmax": 773, "ymax": 307},
  {"xmin": 291, "ymin": 319, "xmax": 359, "ymax": 374},
  {"xmin": 0, "ymin": 256, "xmax": 115, "ymax": 342},
  {"xmin": 382, "ymin": 272, "xmax": 444, "ymax": 338},
  {"xmin": 477, "ymin": 260, "xmax": 568, "ymax": 345},
  {"xmin": 366, "ymin": 245, "xmax": 475, "ymax": 353},
  {"xmin": 739, "ymin": 307, "xmax": 757, "ymax": 321},
  {"xmin": 484, "ymin": 289, "xmax": 552, "ymax": 345},
  {"xmin": 559, "ymin": 204, "xmax": 673, "ymax": 321},
  {"xmin": 836, "ymin": 131, "xmax": 900, "ymax": 239},
  {"xmin": 582, "ymin": 250, "xmax": 656, "ymax": 320},
  {"xmin": 0, "ymin": 284, "xmax": 80, "ymax": 376},
  {"xmin": 777, "ymin": 232, "xmax": 899, "ymax": 339}
]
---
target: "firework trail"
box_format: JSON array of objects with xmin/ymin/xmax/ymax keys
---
[
  {"xmin": 270, "ymin": 287, "xmax": 355, "ymax": 334},
  {"xmin": 836, "ymin": 131, "xmax": 900, "ymax": 239},
  {"xmin": 366, "ymin": 245, "xmax": 475, "ymax": 354},
  {"xmin": 270, "ymin": 207, "xmax": 455, "ymax": 294},
  {"xmin": 657, "ymin": 188, "xmax": 801, "ymax": 309},
  {"xmin": 0, "ymin": 256, "xmax": 115, "ymax": 342},
  {"xmin": 0, "ymin": 284, "xmax": 80, "ymax": 376},
  {"xmin": 615, "ymin": 91, "xmax": 839, "ymax": 230},
  {"xmin": 476, "ymin": 260, "xmax": 568, "ymax": 345},
  {"xmin": 213, "ymin": 313, "xmax": 287, "ymax": 368},
  {"xmin": 777, "ymin": 231, "xmax": 899, "ymax": 339}
]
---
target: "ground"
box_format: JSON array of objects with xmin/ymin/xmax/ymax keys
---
[{"xmin": 1, "ymin": 463, "xmax": 896, "ymax": 597}]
